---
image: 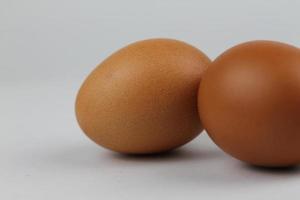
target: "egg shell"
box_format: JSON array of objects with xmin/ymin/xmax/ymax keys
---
[
  {"xmin": 76, "ymin": 38, "xmax": 210, "ymax": 154},
  {"xmin": 198, "ymin": 40, "xmax": 300, "ymax": 167}
]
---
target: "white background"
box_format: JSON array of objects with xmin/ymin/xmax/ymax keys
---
[{"xmin": 1, "ymin": 0, "xmax": 300, "ymax": 199}]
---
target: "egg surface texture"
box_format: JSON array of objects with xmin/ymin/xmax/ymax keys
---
[
  {"xmin": 76, "ymin": 39, "xmax": 211, "ymax": 154},
  {"xmin": 198, "ymin": 41, "xmax": 300, "ymax": 167}
]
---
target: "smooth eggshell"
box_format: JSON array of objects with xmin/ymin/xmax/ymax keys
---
[
  {"xmin": 76, "ymin": 38, "xmax": 210, "ymax": 154},
  {"xmin": 198, "ymin": 40, "xmax": 300, "ymax": 167}
]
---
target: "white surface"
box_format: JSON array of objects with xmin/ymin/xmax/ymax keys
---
[
  {"xmin": 2, "ymin": 83, "xmax": 300, "ymax": 200},
  {"xmin": 2, "ymin": 0, "xmax": 300, "ymax": 199}
]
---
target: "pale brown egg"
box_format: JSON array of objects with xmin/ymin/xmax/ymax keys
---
[
  {"xmin": 76, "ymin": 39, "xmax": 211, "ymax": 154},
  {"xmin": 198, "ymin": 40, "xmax": 300, "ymax": 167}
]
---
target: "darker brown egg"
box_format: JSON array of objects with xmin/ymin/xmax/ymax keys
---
[
  {"xmin": 76, "ymin": 38, "xmax": 210, "ymax": 154},
  {"xmin": 198, "ymin": 41, "xmax": 300, "ymax": 167}
]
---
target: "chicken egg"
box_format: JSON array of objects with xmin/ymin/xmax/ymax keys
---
[
  {"xmin": 76, "ymin": 38, "xmax": 211, "ymax": 154},
  {"xmin": 198, "ymin": 40, "xmax": 300, "ymax": 167}
]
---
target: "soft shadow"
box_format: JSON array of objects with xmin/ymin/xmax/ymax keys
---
[
  {"xmin": 160, "ymin": 151, "xmax": 300, "ymax": 187},
  {"xmin": 35, "ymin": 138, "xmax": 300, "ymax": 188},
  {"xmin": 109, "ymin": 147, "xmax": 221, "ymax": 163},
  {"xmin": 33, "ymin": 142, "xmax": 221, "ymax": 168},
  {"xmin": 243, "ymin": 164, "xmax": 300, "ymax": 175}
]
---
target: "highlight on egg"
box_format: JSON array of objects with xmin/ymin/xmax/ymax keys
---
[
  {"xmin": 198, "ymin": 40, "xmax": 300, "ymax": 167},
  {"xmin": 76, "ymin": 38, "xmax": 211, "ymax": 154}
]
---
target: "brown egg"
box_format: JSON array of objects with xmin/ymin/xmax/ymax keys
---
[
  {"xmin": 76, "ymin": 38, "xmax": 211, "ymax": 154},
  {"xmin": 198, "ymin": 40, "xmax": 300, "ymax": 167}
]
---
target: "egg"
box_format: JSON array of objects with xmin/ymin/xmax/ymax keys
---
[
  {"xmin": 76, "ymin": 38, "xmax": 211, "ymax": 154},
  {"xmin": 198, "ymin": 40, "xmax": 300, "ymax": 167}
]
